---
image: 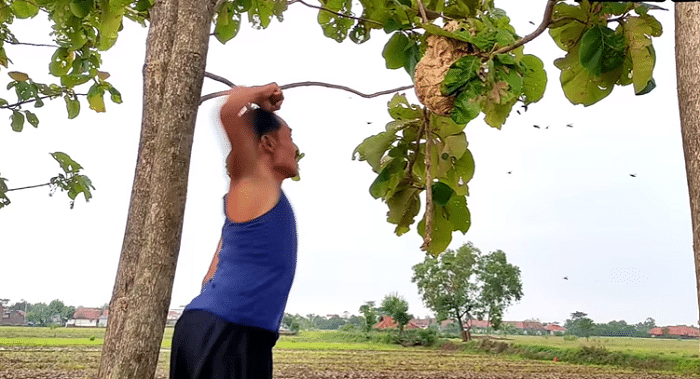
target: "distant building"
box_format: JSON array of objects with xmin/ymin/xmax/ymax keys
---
[
  {"xmin": 648, "ymin": 326, "xmax": 699, "ymax": 338},
  {"xmin": 0, "ymin": 303, "xmax": 26, "ymax": 326},
  {"xmin": 66, "ymin": 308, "xmax": 105, "ymax": 327},
  {"xmin": 166, "ymin": 310, "xmax": 182, "ymax": 327},
  {"xmin": 544, "ymin": 324, "xmax": 566, "ymax": 335},
  {"xmin": 373, "ymin": 316, "xmax": 434, "ymax": 330}
]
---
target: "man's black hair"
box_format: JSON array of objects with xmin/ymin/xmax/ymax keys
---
[{"xmin": 247, "ymin": 108, "xmax": 282, "ymax": 140}]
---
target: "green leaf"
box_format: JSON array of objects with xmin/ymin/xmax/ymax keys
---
[
  {"xmin": 353, "ymin": 130, "xmax": 398, "ymax": 172},
  {"xmin": 453, "ymin": 148, "xmax": 474, "ymax": 187},
  {"xmin": 420, "ymin": 23, "xmax": 471, "ymax": 43},
  {"xmin": 444, "ymin": 194, "xmax": 470, "ymax": 234},
  {"xmin": 451, "ymin": 91, "xmax": 480, "ymax": 125},
  {"xmin": 11, "ymin": 0, "xmax": 39, "ymax": 18},
  {"xmin": 623, "ymin": 16, "xmax": 659, "ymax": 94},
  {"xmin": 602, "ymin": 2, "xmax": 633, "ymax": 16},
  {"xmin": 431, "ymin": 181, "xmax": 454, "ymax": 206},
  {"xmin": 520, "ymin": 54, "xmax": 547, "ymax": 104},
  {"xmin": 61, "ymin": 74, "xmax": 92, "ymax": 87},
  {"xmin": 386, "ymin": 187, "xmax": 420, "ymax": 236},
  {"xmin": 25, "ymin": 111, "xmax": 39, "ymax": 128},
  {"xmin": 97, "ymin": 1, "xmax": 125, "ymax": 50},
  {"xmin": 431, "ymin": 113, "xmax": 465, "ymax": 139},
  {"xmin": 215, "ymin": 1, "xmax": 241, "ymax": 42},
  {"xmin": 49, "ymin": 48, "xmax": 74, "ymax": 77},
  {"xmin": 248, "ymin": 0, "xmax": 276, "ymax": 29},
  {"xmin": 8, "ymin": 71, "xmax": 28, "ymax": 81},
  {"xmin": 472, "ymin": 29, "xmax": 498, "ymax": 51},
  {"xmin": 382, "ymin": 32, "xmax": 410, "ymax": 69},
  {"xmin": 383, "ymin": 16, "xmax": 401, "ymax": 33},
  {"xmin": 369, "ymin": 158, "xmax": 405, "ymax": 199},
  {"xmin": 51, "ymin": 152, "xmax": 83, "ymax": 174},
  {"xmin": 65, "ymin": 95, "xmax": 81, "ymax": 119},
  {"xmin": 444, "ymin": 132, "xmax": 467, "ymax": 159},
  {"xmin": 11, "ymin": 111, "xmax": 24, "ymax": 132},
  {"xmin": 87, "ymin": 84, "xmax": 106, "ymax": 112},
  {"xmin": 387, "ymin": 93, "xmax": 423, "ymax": 121},
  {"xmin": 69, "ymin": 0, "xmax": 94, "ymax": 18},
  {"xmin": 481, "ymin": 95, "xmax": 516, "ymax": 128},
  {"xmin": 548, "ymin": 3, "xmax": 587, "ymax": 51},
  {"xmin": 404, "ymin": 41, "xmax": 421, "ymax": 78},
  {"xmin": 578, "ymin": 25, "xmax": 626, "ymax": 76},
  {"xmin": 554, "ymin": 45, "xmax": 620, "ymax": 106},
  {"xmin": 108, "ymin": 87, "xmax": 122, "ymax": 103},
  {"xmin": 442, "ymin": 55, "xmax": 482, "ymax": 96},
  {"xmin": 318, "ymin": 0, "xmax": 354, "ymax": 43},
  {"xmin": 417, "ymin": 205, "xmax": 453, "ymax": 257},
  {"xmin": 349, "ymin": 22, "xmax": 371, "ymax": 44},
  {"xmin": 636, "ymin": 77, "xmax": 655, "ymax": 96}
]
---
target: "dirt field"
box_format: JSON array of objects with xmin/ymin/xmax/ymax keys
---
[{"xmin": 1, "ymin": 346, "xmax": 697, "ymax": 379}]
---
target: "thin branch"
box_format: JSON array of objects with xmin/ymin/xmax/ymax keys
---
[
  {"xmin": 6, "ymin": 182, "xmax": 50, "ymax": 192},
  {"xmin": 280, "ymin": 82, "xmax": 414, "ymax": 97},
  {"xmin": 491, "ymin": 0, "xmax": 557, "ymax": 56},
  {"xmin": 199, "ymin": 82, "xmax": 414, "ymax": 104},
  {"xmin": 415, "ymin": 0, "xmax": 429, "ymax": 24},
  {"xmin": 288, "ymin": 0, "xmax": 383, "ymax": 27},
  {"xmin": 204, "ymin": 72, "xmax": 235, "ymax": 87},
  {"xmin": 2, "ymin": 38, "xmax": 58, "ymax": 48},
  {"xmin": 421, "ymin": 107, "xmax": 434, "ymax": 253},
  {"xmin": 1, "ymin": 93, "xmax": 84, "ymax": 110}
]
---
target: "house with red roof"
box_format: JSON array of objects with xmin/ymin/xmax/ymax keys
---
[
  {"xmin": 0, "ymin": 302, "xmax": 26, "ymax": 326},
  {"xmin": 66, "ymin": 308, "xmax": 106, "ymax": 327},
  {"xmin": 373, "ymin": 316, "xmax": 434, "ymax": 330},
  {"xmin": 648, "ymin": 325, "xmax": 699, "ymax": 338},
  {"xmin": 545, "ymin": 324, "xmax": 566, "ymax": 335}
]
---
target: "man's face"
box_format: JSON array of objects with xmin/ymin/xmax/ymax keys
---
[{"xmin": 273, "ymin": 123, "xmax": 299, "ymax": 179}]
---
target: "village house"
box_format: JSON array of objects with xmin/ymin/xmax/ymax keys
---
[
  {"xmin": 648, "ymin": 325, "xmax": 699, "ymax": 338},
  {"xmin": 544, "ymin": 323, "xmax": 566, "ymax": 335},
  {"xmin": 373, "ymin": 316, "xmax": 436, "ymax": 330},
  {"xmin": 66, "ymin": 308, "xmax": 105, "ymax": 327},
  {"xmin": 0, "ymin": 302, "xmax": 26, "ymax": 326}
]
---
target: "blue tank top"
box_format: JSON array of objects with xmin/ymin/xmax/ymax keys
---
[{"xmin": 185, "ymin": 190, "xmax": 297, "ymax": 333}]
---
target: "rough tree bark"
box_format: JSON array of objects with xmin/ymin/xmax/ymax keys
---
[
  {"xmin": 674, "ymin": 3, "xmax": 700, "ymax": 352},
  {"xmin": 96, "ymin": 0, "xmax": 218, "ymax": 377}
]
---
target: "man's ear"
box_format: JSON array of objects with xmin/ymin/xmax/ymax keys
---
[{"xmin": 260, "ymin": 134, "xmax": 276, "ymax": 154}]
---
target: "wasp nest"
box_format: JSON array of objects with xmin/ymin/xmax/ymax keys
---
[{"xmin": 414, "ymin": 21, "xmax": 476, "ymax": 116}]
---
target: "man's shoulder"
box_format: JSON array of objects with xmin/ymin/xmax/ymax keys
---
[{"xmin": 226, "ymin": 177, "xmax": 281, "ymax": 223}]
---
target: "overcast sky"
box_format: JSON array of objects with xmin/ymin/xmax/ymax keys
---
[{"xmin": 0, "ymin": 1, "xmax": 695, "ymax": 327}]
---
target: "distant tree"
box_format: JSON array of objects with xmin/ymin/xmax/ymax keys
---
[
  {"xmin": 564, "ymin": 311, "xmax": 595, "ymax": 339},
  {"xmin": 380, "ymin": 293, "xmax": 412, "ymax": 334},
  {"xmin": 474, "ymin": 249, "xmax": 523, "ymax": 331},
  {"xmin": 359, "ymin": 301, "xmax": 379, "ymax": 333},
  {"xmin": 26, "ymin": 302, "xmax": 50, "ymax": 326},
  {"xmin": 635, "ymin": 317, "xmax": 656, "ymax": 334},
  {"xmin": 412, "ymin": 242, "xmax": 522, "ymax": 341}
]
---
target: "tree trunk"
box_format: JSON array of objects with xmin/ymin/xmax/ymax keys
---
[
  {"xmin": 675, "ymin": 3, "xmax": 700, "ymax": 353},
  {"xmin": 456, "ymin": 314, "xmax": 469, "ymax": 342},
  {"xmin": 96, "ymin": 0, "xmax": 218, "ymax": 377}
]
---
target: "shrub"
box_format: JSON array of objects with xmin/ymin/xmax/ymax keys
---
[{"xmin": 563, "ymin": 335, "xmax": 577, "ymax": 341}]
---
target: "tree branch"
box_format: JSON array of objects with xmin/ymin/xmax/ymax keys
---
[
  {"xmin": 200, "ymin": 81, "xmax": 414, "ymax": 104},
  {"xmin": 421, "ymin": 107, "xmax": 434, "ymax": 253},
  {"xmin": 1, "ymin": 93, "xmax": 84, "ymax": 110},
  {"xmin": 491, "ymin": 0, "xmax": 557, "ymax": 56},
  {"xmin": 2, "ymin": 38, "xmax": 58, "ymax": 48},
  {"xmin": 6, "ymin": 182, "xmax": 50, "ymax": 192},
  {"xmin": 204, "ymin": 71, "xmax": 235, "ymax": 87},
  {"xmin": 288, "ymin": 0, "xmax": 383, "ymax": 27}
]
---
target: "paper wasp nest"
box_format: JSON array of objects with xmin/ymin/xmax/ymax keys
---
[{"xmin": 414, "ymin": 21, "xmax": 476, "ymax": 116}]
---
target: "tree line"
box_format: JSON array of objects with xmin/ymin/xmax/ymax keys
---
[
  {"xmin": 0, "ymin": 298, "xmax": 106, "ymax": 326},
  {"xmin": 564, "ymin": 311, "xmax": 661, "ymax": 339}
]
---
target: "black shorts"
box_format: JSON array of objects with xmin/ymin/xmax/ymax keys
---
[{"xmin": 170, "ymin": 309, "xmax": 279, "ymax": 379}]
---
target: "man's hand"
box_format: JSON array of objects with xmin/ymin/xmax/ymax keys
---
[{"xmin": 254, "ymin": 83, "xmax": 284, "ymax": 112}]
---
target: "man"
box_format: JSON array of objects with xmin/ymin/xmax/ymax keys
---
[{"xmin": 170, "ymin": 83, "xmax": 299, "ymax": 379}]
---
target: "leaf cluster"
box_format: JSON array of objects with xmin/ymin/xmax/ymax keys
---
[
  {"xmin": 48, "ymin": 152, "xmax": 95, "ymax": 209},
  {"xmin": 352, "ymin": 94, "xmax": 473, "ymax": 255},
  {"xmin": 214, "ymin": 0, "xmax": 287, "ymax": 43},
  {"xmin": 548, "ymin": 0, "xmax": 663, "ymax": 106}
]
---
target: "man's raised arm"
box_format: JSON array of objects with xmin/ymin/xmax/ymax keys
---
[{"xmin": 219, "ymin": 84, "xmax": 284, "ymax": 178}]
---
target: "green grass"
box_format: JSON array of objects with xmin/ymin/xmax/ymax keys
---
[
  {"xmin": 0, "ymin": 337, "xmax": 103, "ymax": 346},
  {"xmin": 2, "ymin": 327, "xmax": 699, "ymax": 375}
]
